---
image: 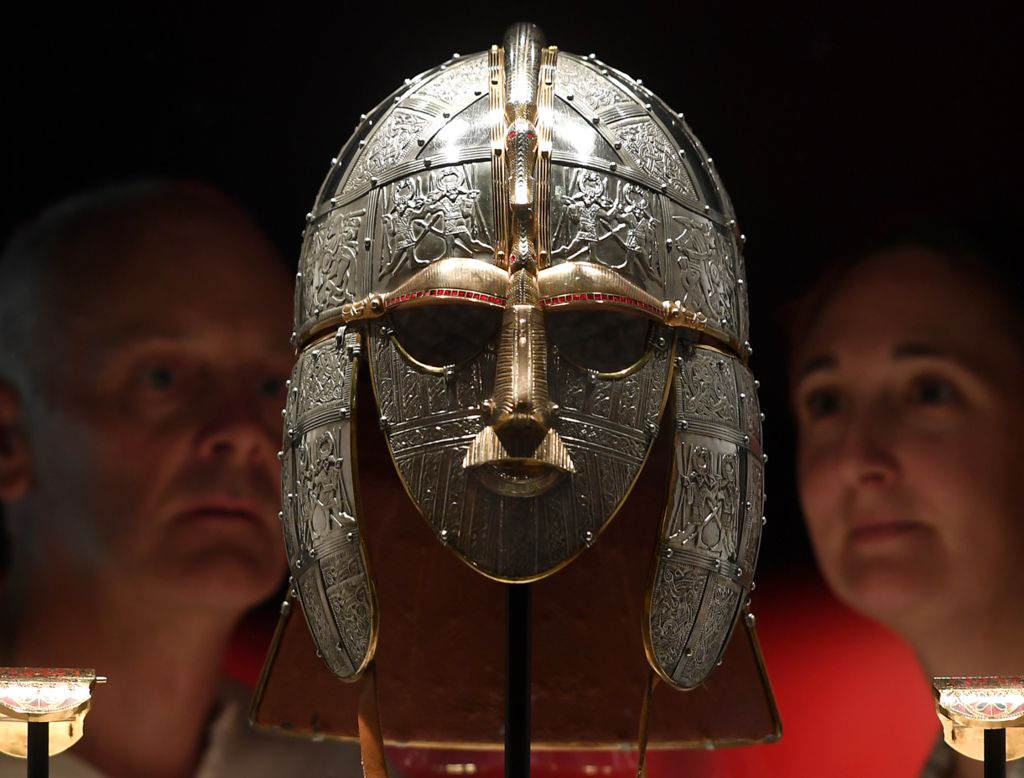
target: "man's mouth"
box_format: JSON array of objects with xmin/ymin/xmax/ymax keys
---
[{"xmin": 176, "ymin": 499, "xmax": 270, "ymax": 527}]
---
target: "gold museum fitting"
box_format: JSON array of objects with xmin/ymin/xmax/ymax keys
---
[{"xmin": 254, "ymin": 22, "xmax": 777, "ymax": 754}]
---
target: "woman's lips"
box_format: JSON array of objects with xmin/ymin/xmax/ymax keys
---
[{"xmin": 848, "ymin": 519, "xmax": 931, "ymax": 543}]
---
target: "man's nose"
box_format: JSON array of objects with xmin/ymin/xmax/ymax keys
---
[{"xmin": 196, "ymin": 386, "xmax": 276, "ymax": 466}]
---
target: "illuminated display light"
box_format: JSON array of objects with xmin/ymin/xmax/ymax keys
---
[
  {"xmin": 0, "ymin": 668, "xmax": 105, "ymax": 758},
  {"xmin": 933, "ymin": 675, "xmax": 1024, "ymax": 761}
]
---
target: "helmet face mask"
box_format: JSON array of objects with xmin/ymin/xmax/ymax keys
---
[{"xmin": 283, "ymin": 24, "xmax": 763, "ymax": 698}]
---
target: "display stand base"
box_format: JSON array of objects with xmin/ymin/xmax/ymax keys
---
[
  {"xmin": 985, "ymin": 729, "xmax": 1006, "ymax": 778},
  {"xmin": 27, "ymin": 721, "xmax": 48, "ymax": 778}
]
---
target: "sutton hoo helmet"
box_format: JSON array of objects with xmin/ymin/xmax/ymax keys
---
[{"xmin": 271, "ymin": 21, "xmax": 770, "ymax": 753}]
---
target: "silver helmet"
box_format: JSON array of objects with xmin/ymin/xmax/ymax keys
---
[{"xmin": 281, "ymin": 21, "xmax": 764, "ymax": 700}]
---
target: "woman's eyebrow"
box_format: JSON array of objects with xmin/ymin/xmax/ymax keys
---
[
  {"xmin": 892, "ymin": 343, "xmax": 948, "ymax": 359},
  {"xmin": 795, "ymin": 354, "xmax": 837, "ymax": 380}
]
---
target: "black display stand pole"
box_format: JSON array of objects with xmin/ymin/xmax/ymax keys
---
[
  {"xmin": 985, "ymin": 728, "xmax": 1006, "ymax": 778},
  {"xmin": 26, "ymin": 721, "xmax": 48, "ymax": 778},
  {"xmin": 505, "ymin": 583, "xmax": 531, "ymax": 778}
]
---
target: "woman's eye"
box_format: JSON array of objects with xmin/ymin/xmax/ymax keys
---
[
  {"xmin": 909, "ymin": 376, "xmax": 959, "ymax": 406},
  {"xmin": 803, "ymin": 388, "xmax": 841, "ymax": 420}
]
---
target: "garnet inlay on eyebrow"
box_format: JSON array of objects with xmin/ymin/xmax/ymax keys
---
[
  {"xmin": 385, "ymin": 288, "xmax": 507, "ymax": 307},
  {"xmin": 539, "ymin": 292, "xmax": 663, "ymax": 317}
]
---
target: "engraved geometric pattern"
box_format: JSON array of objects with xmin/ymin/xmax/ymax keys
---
[
  {"xmin": 553, "ymin": 55, "xmax": 631, "ymax": 110},
  {"xmin": 300, "ymin": 207, "xmax": 365, "ymax": 317},
  {"xmin": 667, "ymin": 208, "xmax": 738, "ymax": 335},
  {"xmin": 283, "ymin": 329, "xmax": 376, "ymax": 680},
  {"xmin": 417, "ymin": 55, "xmax": 489, "ymax": 106},
  {"xmin": 613, "ymin": 120, "xmax": 696, "ymax": 199},
  {"xmin": 342, "ymin": 108, "xmax": 431, "ymax": 195}
]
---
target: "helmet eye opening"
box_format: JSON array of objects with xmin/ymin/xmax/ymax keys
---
[
  {"xmin": 388, "ymin": 304, "xmax": 502, "ymax": 371},
  {"xmin": 547, "ymin": 308, "xmax": 654, "ymax": 376}
]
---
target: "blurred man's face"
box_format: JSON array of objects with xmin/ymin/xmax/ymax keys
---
[
  {"xmin": 792, "ymin": 248, "xmax": 1024, "ymax": 636},
  {"xmin": 22, "ymin": 206, "xmax": 293, "ymax": 611}
]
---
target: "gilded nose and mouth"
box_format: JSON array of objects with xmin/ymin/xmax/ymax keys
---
[{"xmin": 463, "ymin": 277, "xmax": 574, "ymax": 498}]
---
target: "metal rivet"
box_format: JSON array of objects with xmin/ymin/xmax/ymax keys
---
[
  {"xmin": 277, "ymin": 511, "xmax": 284, "ymax": 521},
  {"xmin": 761, "ymin": 516, "xmax": 767, "ymax": 526},
  {"xmin": 745, "ymin": 613, "xmax": 756, "ymax": 627}
]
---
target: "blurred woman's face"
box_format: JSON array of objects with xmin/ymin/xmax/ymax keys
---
[{"xmin": 792, "ymin": 247, "xmax": 1024, "ymax": 638}]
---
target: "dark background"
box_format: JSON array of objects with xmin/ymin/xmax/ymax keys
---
[{"xmin": 6, "ymin": 2, "xmax": 1021, "ymax": 576}]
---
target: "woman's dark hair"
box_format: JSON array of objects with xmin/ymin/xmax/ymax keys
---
[{"xmin": 785, "ymin": 213, "xmax": 1022, "ymax": 373}]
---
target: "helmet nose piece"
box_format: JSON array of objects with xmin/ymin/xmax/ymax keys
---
[{"xmin": 493, "ymin": 409, "xmax": 549, "ymax": 458}]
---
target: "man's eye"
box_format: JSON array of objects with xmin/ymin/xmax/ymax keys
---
[
  {"xmin": 259, "ymin": 376, "xmax": 286, "ymax": 398},
  {"xmin": 803, "ymin": 388, "xmax": 841, "ymax": 420},
  {"xmin": 909, "ymin": 376, "xmax": 959, "ymax": 406},
  {"xmin": 146, "ymin": 366, "xmax": 177, "ymax": 391}
]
